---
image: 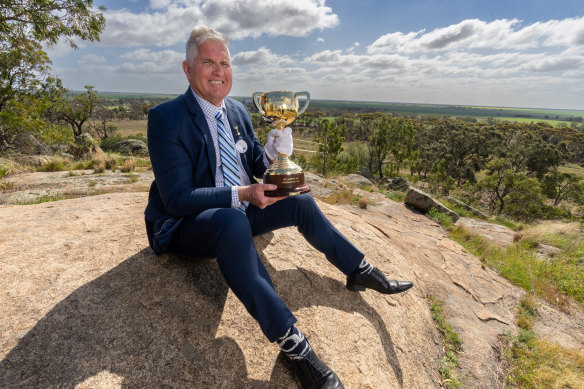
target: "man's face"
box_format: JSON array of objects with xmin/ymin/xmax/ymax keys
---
[{"xmin": 183, "ymin": 40, "xmax": 232, "ymax": 107}]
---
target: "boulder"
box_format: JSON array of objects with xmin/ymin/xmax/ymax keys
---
[
  {"xmin": 340, "ymin": 173, "xmax": 373, "ymax": 187},
  {"xmin": 1, "ymin": 190, "xmax": 582, "ymax": 388},
  {"xmin": 382, "ymin": 176, "xmax": 410, "ymax": 192},
  {"xmin": 404, "ymin": 187, "xmax": 460, "ymax": 222},
  {"xmin": 111, "ymin": 139, "xmax": 149, "ymax": 156}
]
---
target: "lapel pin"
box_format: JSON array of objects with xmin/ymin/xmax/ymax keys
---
[
  {"xmin": 235, "ymin": 139, "xmax": 248, "ymax": 153},
  {"xmin": 234, "ymin": 126, "xmax": 240, "ymax": 136}
]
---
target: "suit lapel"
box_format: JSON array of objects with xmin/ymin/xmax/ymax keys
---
[{"xmin": 184, "ymin": 88, "xmax": 217, "ymax": 179}]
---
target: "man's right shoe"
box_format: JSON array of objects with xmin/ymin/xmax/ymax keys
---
[
  {"xmin": 286, "ymin": 349, "xmax": 344, "ymax": 389},
  {"xmin": 346, "ymin": 267, "xmax": 413, "ymax": 295}
]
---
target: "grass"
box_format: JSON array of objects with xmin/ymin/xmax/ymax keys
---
[
  {"xmin": 322, "ymin": 189, "xmax": 363, "ymax": 207},
  {"xmin": 428, "ymin": 207, "xmax": 454, "ymax": 229},
  {"xmin": 429, "ymin": 296, "xmax": 463, "ymax": 388},
  {"xmin": 505, "ymin": 295, "xmax": 584, "ymax": 388},
  {"xmin": 0, "ymin": 180, "xmax": 14, "ymax": 192},
  {"xmin": 385, "ymin": 191, "xmax": 406, "ymax": 203},
  {"xmin": 449, "ymin": 225, "xmax": 584, "ymax": 309}
]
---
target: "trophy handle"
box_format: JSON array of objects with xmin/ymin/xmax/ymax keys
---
[
  {"xmin": 294, "ymin": 91, "xmax": 310, "ymax": 116},
  {"xmin": 252, "ymin": 92, "xmax": 265, "ymax": 116}
]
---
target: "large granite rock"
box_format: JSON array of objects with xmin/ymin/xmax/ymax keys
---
[
  {"xmin": 111, "ymin": 139, "xmax": 149, "ymax": 156},
  {"xmin": 405, "ymin": 187, "xmax": 460, "ymax": 222},
  {"xmin": 0, "ymin": 192, "xmax": 581, "ymax": 388}
]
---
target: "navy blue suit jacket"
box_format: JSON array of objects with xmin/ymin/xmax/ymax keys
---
[{"xmin": 145, "ymin": 88, "xmax": 266, "ymax": 247}]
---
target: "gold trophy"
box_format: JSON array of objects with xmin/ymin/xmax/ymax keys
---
[{"xmin": 253, "ymin": 91, "xmax": 311, "ymax": 197}]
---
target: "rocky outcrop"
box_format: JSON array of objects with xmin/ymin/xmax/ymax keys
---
[
  {"xmin": 404, "ymin": 187, "xmax": 460, "ymax": 222},
  {"xmin": 455, "ymin": 217, "xmax": 516, "ymax": 247},
  {"xmin": 341, "ymin": 173, "xmax": 374, "ymax": 188},
  {"xmin": 0, "ymin": 186, "xmax": 581, "ymax": 388},
  {"xmin": 111, "ymin": 139, "xmax": 149, "ymax": 156}
]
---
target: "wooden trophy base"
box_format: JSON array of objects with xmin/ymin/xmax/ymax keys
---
[{"xmin": 263, "ymin": 171, "xmax": 311, "ymax": 197}]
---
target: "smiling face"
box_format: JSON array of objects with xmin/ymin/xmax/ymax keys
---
[{"xmin": 182, "ymin": 39, "xmax": 232, "ymax": 107}]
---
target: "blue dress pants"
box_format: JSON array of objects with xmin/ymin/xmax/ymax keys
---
[{"xmin": 172, "ymin": 194, "xmax": 364, "ymax": 342}]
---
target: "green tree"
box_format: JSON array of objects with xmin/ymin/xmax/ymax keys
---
[
  {"xmin": 1, "ymin": 0, "xmax": 106, "ymax": 151},
  {"xmin": 476, "ymin": 158, "xmax": 544, "ymax": 219},
  {"xmin": 312, "ymin": 119, "xmax": 346, "ymax": 177},
  {"xmin": 542, "ymin": 171, "xmax": 584, "ymax": 206},
  {"xmin": 387, "ymin": 117, "xmax": 417, "ymax": 174},
  {"xmin": 0, "ymin": 0, "xmax": 106, "ymax": 104},
  {"xmin": 47, "ymin": 85, "xmax": 99, "ymax": 137},
  {"xmin": 368, "ymin": 115, "xmax": 390, "ymax": 178}
]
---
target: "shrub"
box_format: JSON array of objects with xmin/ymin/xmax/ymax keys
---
[
  {"xmin": 105, "ymin": 155, "xmax": 117, "ymax": 171},
  {"xmin": 91, "ymin": 149, "xmax": 106, "ymax": 173},
  {"xmin": 120, "ymin": 159, "xmax": 136, "ymax": 173},
  {"xmin": 38, "ymin": 156, "xmax": 70, "ymax": 172}
]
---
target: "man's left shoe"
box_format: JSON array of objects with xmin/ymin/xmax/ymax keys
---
[
  {"xmin": 346, "ymin": 267, "xmax": 413, "ymax": 295},
  {"xmin": 285, "ymin": 349, "xmax": 344, "ymax": 389}
]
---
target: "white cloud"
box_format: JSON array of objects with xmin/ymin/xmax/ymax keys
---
[
  {"xmin": 232, "ymin": 47, "xmax": 293, "ymax": 66},
  {"xmin": 78, "ymin": 54, "xmax": 108, "ymax": 64},
  {"xmin": 101, "ymin": 0, "xmax": 338, "ymax": 47},
  {"xmin": 368, "ymin": 17, "xmax": 584, "ymax": 54},
  {"xmin": 120, "ymin": 48, "xmax": 184, "ymax": 63},
  {"xmin": 317, "ymin": 37, "xmax": 325, "ymax": 43}
]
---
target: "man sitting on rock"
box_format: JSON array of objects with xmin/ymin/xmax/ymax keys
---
[{"xmin": 144, "ymin": 25, "xmax": 413, "ymax": 389}]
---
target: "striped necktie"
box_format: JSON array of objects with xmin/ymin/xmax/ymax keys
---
[{"xmin": 215, "ymin": 110, "xmax": 246, "ymax": 212}]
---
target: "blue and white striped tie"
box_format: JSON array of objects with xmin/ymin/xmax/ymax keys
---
[{"xmin": 215, "ymin": 110, "xmax": 246, "ymax": 212}]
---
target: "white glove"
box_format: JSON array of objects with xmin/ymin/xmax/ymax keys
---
[
  {"xmin": 275, "ymin": 127, "xmax": 293, "ymax": 156},
  {"xmin": 264, "ymin": 128, "xmax": 280, "ymax": 161},
  {"xmin": 264, "ymin": 127, "xmax": 293, "ymax": 159}
]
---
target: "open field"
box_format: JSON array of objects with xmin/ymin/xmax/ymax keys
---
[{"xmin": 111, "ymin": 119, "xmax": 148, "ymax": 137}]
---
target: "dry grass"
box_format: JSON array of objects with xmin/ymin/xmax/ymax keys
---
[
  {"xmin": 110, "ymin": 119, "xmax": 147, "ymax": 137},
  {"xmin": 518, "ymin": 221, "xmax": 582, "ymax": 244}
]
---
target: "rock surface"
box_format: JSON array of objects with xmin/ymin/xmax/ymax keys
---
[
  {"xmin": 110, "ymin": 139, "xmax": 149, "ymax": 156},
  {"xmin": 0, "ymin": 177, "xmax": 582, "ymax": 388},
  {"xmin": 455, "ymin": 217, "xmax": 516, "ymax": 247}
]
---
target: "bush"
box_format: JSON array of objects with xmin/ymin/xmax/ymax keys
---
[
  {"xmin": 99, "ymin": 135, "xmax": 124, "ymax": 151},
  {"xmin": 120, "ymin": 159, "xmax": 136, "ymax": 173},
  {"xmin": 90, "ymin": 149, "xmax": 106, "ymax": 173},
  {"xmin": 37, "ymin": 156, "xmax": 70, "ymax": 172},
  {"xmin": 105, "ymin": 155, "xmax": 117, "ymax": 171}
]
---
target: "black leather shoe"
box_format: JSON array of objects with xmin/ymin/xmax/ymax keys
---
[
  {"xmin": 346, "ymin": 267, "xmax": 413, "ymax": 294},
  {"xmin": 286, "ymin": 349, "xmax": 344, "ymax": 389}
]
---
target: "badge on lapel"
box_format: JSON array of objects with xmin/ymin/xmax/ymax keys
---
[{"xmin": 235, "ymin": 139, "xmax": 248, "ymax": 153}]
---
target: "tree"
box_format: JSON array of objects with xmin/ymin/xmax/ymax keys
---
[
  {"xmin": 387, "ymin": 117, "xmax": 417, "ymax": 174},
  {"xmin": 368, "ymin": 115, "xmax": 390, "ymax": 178},
  {"xmin": 47, "ymin": 85, "xmax": 99, "ymax": 137},
  {"xmin": 542, "ymin": 171, "xmax": 584, "ymax": 206},
  {"xmin": 312, "ymin": 119, "xmax": 346, "ymax": 177},
  {"xmin": 1, "ymin": 0, "xmax": 106, "ymax": 151},
  {"xmin": 0, "ymin": 0, "xmax": 106, "ymax": 103},
  {"xmin": 476, "ymin": 158, "xmax": 544, "ymax": 219}
]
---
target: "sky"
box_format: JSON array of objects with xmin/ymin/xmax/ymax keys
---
[{"xmin": 47, "ymin": 0, "xmax": 584, "ymax": 109}]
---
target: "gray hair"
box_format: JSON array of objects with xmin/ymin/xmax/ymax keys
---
[{"xmin": 185, "ymin": 26, "xmax": 229, "ymax": 65}]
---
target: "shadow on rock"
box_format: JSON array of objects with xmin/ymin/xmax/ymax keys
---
[{"xmin": 0, "ymin": 232, "xmax": 402, "ymax": 388}]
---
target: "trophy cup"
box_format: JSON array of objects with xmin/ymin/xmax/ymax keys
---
[{"xmin": 252, "ymin": 91, "xmax": 311, "ymax": 197}]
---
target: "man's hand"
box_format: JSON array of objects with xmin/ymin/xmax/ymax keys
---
[
  {"xmin": 238, "ymin": 184, "xmax": 286, "ymax": 209},
  {"xmin": 274, "ymin": 127, "xmax": 293, "ymax": 156},
  {"xmin": 264, "ymin": 127, "xmax": 293, "ymax": 161},
  {"xmin": 264, "ymin": 129, "xmax": 280, "ymax": 161}
]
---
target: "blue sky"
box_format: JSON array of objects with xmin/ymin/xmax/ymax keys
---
[{"xmin": 47, "ymin": 0, "xmax": 584, "ymax": 109}]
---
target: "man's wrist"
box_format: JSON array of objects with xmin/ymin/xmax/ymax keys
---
[{"xmin": 237, "ymin": 185, "xmax": 249, "ymax": 204}]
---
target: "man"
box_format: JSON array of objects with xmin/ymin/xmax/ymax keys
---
[{"xmin": 145, "ymin": 25, "xmax": 413, "ymax": 389}]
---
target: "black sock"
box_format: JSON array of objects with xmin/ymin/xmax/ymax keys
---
[{"xmin": 277, "ymin": 326, "xmax": 311, "ymax": 360}]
